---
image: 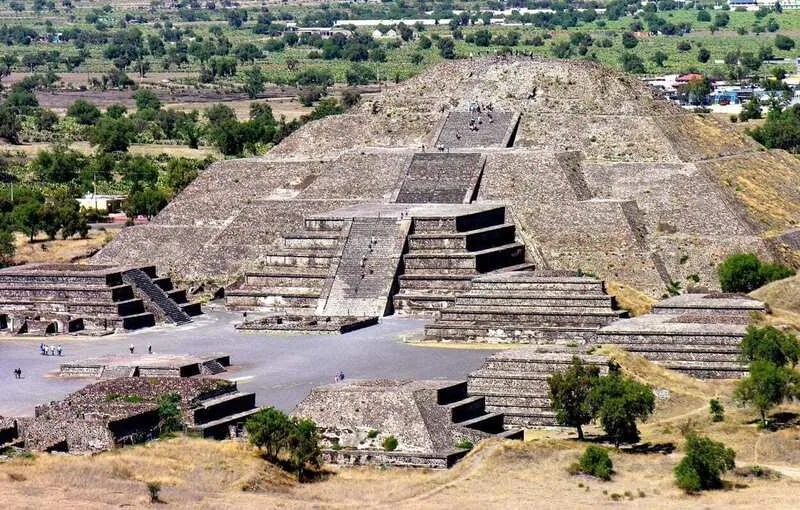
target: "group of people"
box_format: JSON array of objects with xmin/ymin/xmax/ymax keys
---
[
  {"xmin": 12, "ymin": 368, "xmax": 22, "ymax": 379},
  {"xmin": 129, "ymin": 344, "xmax": 153, "ymax": 354},
  {"xmin": 40, "ymin": 343, "xmax": 62, "ymax": 356},
  {"xmin": 334, "ymin": 370, "xmax": 345, "ymax": 383}
]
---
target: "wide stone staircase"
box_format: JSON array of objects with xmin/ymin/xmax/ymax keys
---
[
  {"xmin": 318, "ymin": 217, "xmax": 409, "ymax": 317},
  {"xmin": 121, "ymin": 268, "xmax": 194, "ymax": 325},
  {"xmin": 225, "ymin": 217, "xmax": 348, "ymax": 314},
  {"xmin": 395, "ymin": 153, "xmax": 484, "ymax": 204},
  {"xmin": 393, "ymin": 205, "xmax": 531, "ymax": 317},
  {"xmin": 467, "ymin": 347, "xmax": 609, "ymax": 426},
  {"xmin": 188, "ymin": 385, "xmax": 259, "ymax": 439},
  {"xmin": 435, "ymin": 111, "xmax": 519, "ymax": 148},
  {"xmin": 425, "ymin": 271, "xmax": 626, "ymax": 343}
]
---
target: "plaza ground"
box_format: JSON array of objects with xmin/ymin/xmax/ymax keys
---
[{"xmin": 0, "ymin": 310, "xmax": 496, "ymax": 416}]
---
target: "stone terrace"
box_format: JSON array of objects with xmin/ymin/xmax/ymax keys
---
[
  {"xmin": 425, "ymin": 270, "xmax": 626, "ymax": 344},
  {"xmin": 593, "ymin": 293, "xmax": 766, "ymax": 378},
  {"xmin": 59, "ymin": 353, "xmax": 230, "ymax": 378},
  {"xmin": 293, "ymin": 379, "xmax": 522, "ymax": 468},
  {"xmin": 468, "ymin": 346, "xmax": 609, "ymax": 426}
]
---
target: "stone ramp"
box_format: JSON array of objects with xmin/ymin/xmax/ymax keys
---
[
  {"xmin": 593, "ymin": 293, "xmax": 766, "ymax": 379},
  {"xmin": 424, "ymin": 271, "xmax": 626, "ymax": 343},
  {"xmin": 435, "ymin": 111, "xmax": 519, "ymax": 148},
  {"xmin": 395, "ymin": 153, "xmax": 484, "ymax": 204},
  {"xmin": 467, "ymin": 346, "xmax": 609, "ymax": 426},
  {"xmin": 60, "ymin": 353, "xmax": 231, "ymax": 379},
  {"xmin": 318, "ymin": 217, "xmax": 410, "ymax": 317}
]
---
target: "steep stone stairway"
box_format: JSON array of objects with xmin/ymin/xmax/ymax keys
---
[
  {"xmin": 188, "ymin": 386, "xmax": 259, "ymax": 439},
  {"xmin": 225, "ymin": 218, "xmax": 348, "ymax": 314},
  {"xmin": 436, "ymin": 381, "xmax": 523, "ymax": 439},
  {"xmin": 122, "ymin": 269, "xmax": 192, "ymax": 325},
  {"xmin": 318, "ymin": 217, "xmax": 409, "ymax": 317},
  {"xmin": 467, "ymin": 347, "xmax": 609, "ymax": 426},
  {"xmin": 425, "ymin": 271, "xmax": 626, "ymax": 343},
  {"xmin": 393, "ymin": 205, "xmax": 531, "ymax": 317},
  {"xmin": 395, "ymin": 153, "xmax": 484, "ymax": 204}
]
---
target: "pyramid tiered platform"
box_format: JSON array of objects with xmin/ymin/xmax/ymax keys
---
[{"xmin": 424, "ymin": 270, "xmax": 626, "ymax": 343}]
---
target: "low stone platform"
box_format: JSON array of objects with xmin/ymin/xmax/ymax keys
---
[
  {"xmin": 3, "ymin": 377, "xmax": 259, "ymax": 453},
  {"xmin": 0, "ymin": 263, "xmax": 202, "ymax": 336},
  {"xmin": 293, "ymin": 379, "xmax": 522, "ymax": 468},
  {"xmin": 593, "ymin": 293, "xmax": 766, "ymax": 379},
  {"xmin": 234, "ymin": 315, "xmax": 378, "ymax": 334},
  {"xmin": 59, "ymin": 353, "xmax": 230, "ymax": 378},
  {"xmin": 468, "ymin": 346, "xmax": 609, "ymax": 427}
]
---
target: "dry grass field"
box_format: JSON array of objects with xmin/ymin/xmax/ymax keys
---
[
  {"xmin": 2, "ymin": 349, "xmax": 799, "ymax": 509},
  {"xmin": 12, "ymin": 229, "xmax": 118, "ymax": 265}
]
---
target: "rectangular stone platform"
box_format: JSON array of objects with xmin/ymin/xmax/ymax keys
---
[
  {"xmin": 59, "ymin": 353, "xmax": 230, "ymax": 378},
  {"xmin": 234, "ymin": 315, "xmax": 378, "ymax": 334}
]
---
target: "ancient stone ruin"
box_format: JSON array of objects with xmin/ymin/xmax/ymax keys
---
[
  {"xmin": 0, "ymin": 376, "xmax": 259, "ymax": 453},
  {"xmin": 293, "ymin": 379, "xmax": 522, "ymax": 468},
  {"xmin": 0, "ymin": 263, "xmax": 202, "ymax": 335},
  {"xmin": 59, "ymin": 353, "xmax": 230, "ymax": 378}
]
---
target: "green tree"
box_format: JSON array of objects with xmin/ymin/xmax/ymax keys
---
[
  {"xmin": 709, "ymin": 399, "xmax": 725, "ymax": 422},
  {"xmin": 133, "ymin": 89, "xmax": 162, "ymax": 111},
  {"xmin": 734, "ymin": 359, "xmax": 800, "ymax": 425},
  {"xmin": 698, "ymin": 48, "xmax": 711, "ymax": 63},
  {"xmin": 304, "ymin": 98, "xmax": 344, "ymax": 122},
  {"xmin": 775, "ymin": 34, "xmax": 795, "ymax": 51},
  {"xmin": 288, "ymin": 418, "xmax": 322, "ymax": 482},
  {"xmin": 242, "ymin": 66, "xmax": 265, "ymax": 99},
  {"xmin": 345, "ymin": 64, "xmax": 376, "ymax": 86},
  {"xmin": 0, "ymin": 104, "xmax": 22, "ymax": 144},
  {"xmin": 739, "ymin": 326, "xmax": 800, "ymax": 368},
  {"xmin": 576, "ymin": 445, "xmax": 613, "ymax": 480},
  {"xmin": 718, "ymin": 253, "xmax": 795, "ymax": 292},
  {"xmin": 157, "ymin": 392, "xmax": 183, "ymax": 433},
  {"xmin": 621, "ymin": 52, "xmax": 645, "ymax": 74},
  {"xmin": 124, "ymin": 187, "xmax": 167, "ymax": 220},
  {"xmin": 31, "ymin": 147, "xmax": 86, "ymax": 183},
  {"xmin": 66, "ymin": 99, "xmax": 101, "ymax": 125},
  {"xmin": 739, "ymin": 97, "xmax": 762, "ymax": 122},
  {"xmin": 588, "ymin": 370, "xmax": 655, "ymax": 447},
  {"xmin": 674, "ymin": 435, "xmax": 735, "ymax": 493},
  {"xmin": 11, "ymin": 199, "xmax": 42, "ymax": 241},
  {"xmin": 547, "ymin": 357, "xmax": 600, "ymax": 440},
  {"xmin": 621, "ymin": 32, "xmax": 638, "ymax": 49},
  {"xmin": 437, "ymin": 38, "xmax": 456, "ymax": 59},
  {"xmin": 246, "ymin": 407, "xmax": 294, "ymax": 461},
  {"xmin": 0, "ymin": 229, "xmax": 15, "ymax": 267},
  {"xmin": 651, "ymin": 51, "xmax": 668, "ymax": 67},
  {"xmin": 90, "ymin": 116, "xmax": 136, "ymax": 152},
  {"xmin": 748, "ymin": 105, "xmax": 800, "ymax": 152}
]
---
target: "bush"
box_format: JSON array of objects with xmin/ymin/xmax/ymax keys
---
[
  {"xmin": 717, "ymin": 253, "xmax": 795, "ymax": 293},
  {"xmin": 246, "ymin": 407, "xmax": 294, "ymax": 461},
  {"xmin": 455, "ymin": 439, "xmax": 474, "ymax": 450},
  {"xmin": 588, "ymin": 370, "xmax": 655, "ymax": 447},
  {"xmin": 367, "ymin": 429, "xmax": 378, "ymax": 439},
  {"xmin": 156, "ymin": 393, "xmax": 182, "ymax": 433},
  {"xmin": 709, "ymin": 399, "xmax": 725, "ymax": 422},
  {"xmin": 382, "ymin": 435, "xmax": 398, "ymax": 451},
  {"xmin": 674, "ymin": 435, "xmax": 735, "ymax": 493},
  {"xmin": 739, "ymin": 326, "xmax": 800, "ymax": 368},
  {"xmin": 576, "ymin": 445, "xmax": 613, "ymax": 480},
  {"xmin": 146, "ymin": 481, "xmax": 161, "ymax": 503}
]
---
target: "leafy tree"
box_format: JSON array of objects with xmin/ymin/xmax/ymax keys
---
[
  {"xmin": 621, "ymin": 52, "xmax": 645, "ymax": 74},
  {"xmin": 157, "ymin": 392, "xmax": 183, "ymax": 433},
  {"xmin": 697, "ymin": 10, "xmax": 711, "ymax": 22},
  {"xmin": 304, "ymin": 98, "xmax": 344, "ymax": 122},
  {"xmin": 31, "ymin": 147, "xmax": 86, "ymax": 183},
  {"xmin": 133, "ymin": 89, "xmax": 161, "ymax": 111},
  {"xmin": 748, "ymin": 105, "xmax": 800, "ymax": 152},
  {"xmin": 0, "ymin": 229, "xmax": 15, "ymax": 267},
  {"xmin": 345, "ymin": 63, "xmax": 376, "ymax": 86},
  {"xmin": 734, "ymin": 359, "xmax": 800, "ymax": 425},
  {"xmin": 588, "ymin": 370, "xmax": 655, "ymax": 446},
  {"xmin": 739, "ymin": 326, "xmax": 800, "ymax": 368},
  {"xmin": 288, "ymin": 418, "xmax": 322, "ymax": 482},
  {"xmin": 576, "ymin": 445, "xmax": 613, "ymax": 480},
  {"xmin": 164, "ymin": 157, "xmax": 200, "ymax": 193},
  {"xmin": 418, "ymin": 35, "xmax": 432, "ymax": 50},
  {"xmin": 547, "ymin": 357, "xmax": 600, "ymax": 440},
  {"xmin": 235, "ymin": 42, "xmax": 262, "ymax": 64},
  {"xmin": 437, "ymin": 38, "xmax": 456, "ymax": 59},
  {"xmin": 0, "ymin": 104, "xmax": 22, "ymax": 144},
  {"xmin": 651, "ymin": 51, "xmax": 668, "ymax": 67},
  {"xmin": 124, "ymin": 187, "xmax": 167, "ymax": 220},
  {"xmin": 739, "ymin": 97, "xmax": 762, "ymax": 122},
  {"xmin": 775, "ymin": 34, "xmax": 795, "ymax": 51},
  {"xmin": 66, "ymin": 99, "xmax": 101, "ymax": 126},
  {"xmin": 90, "ymin": 116, "xmax": 136, "ymax": 152},
  {"xmin": 105, "ymin": 104, "xmax": 128, "ymax": 119},
  {"xmin": 11, "ymin": 199, "xmax": 42, "ymax": 241},
  {"xmin": 246, "ymin": 407, "xmax": 294, "ymax": 461},
  {"xmin": 242, "ymin": 66, "xmax": 265, "ymax": 99},
  {"xmin": 674, "ymin": 435, "xmax": 735, "ymax": 493},
  {"xmin": 718, "ymin": 253, "xmax": 795, "ymax": 292},
  {"xmin": 621, "ymin": 32, "xmax": 638, "ymax": 49}
]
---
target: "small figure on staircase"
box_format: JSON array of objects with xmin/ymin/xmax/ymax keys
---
[
  {"xmin": 148, "ymin": 344, "xmax": 152, "ymax": 354},
  {"xmin": 129, "ymin": 344, "xmax": 135, "ymax": 355}
]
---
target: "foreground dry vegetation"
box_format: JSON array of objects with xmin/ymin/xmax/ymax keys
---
[{"xmin": 2, "ymin": 353, "xmax": 799, "ymax": 509}]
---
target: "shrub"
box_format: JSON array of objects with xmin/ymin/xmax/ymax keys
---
[
  {"xmin": 576, "ymin": 445, "xmax": 613, "ymax": 480},
  {"xmin": 717, "ymin": 253, "xmax": 795, "ymax": 293},
  {"xmin": 367, "ymin": 429, "xmax": 378, "ymax": 439},
  {"xmin": 455, "ymin": 439, "xmax": 474, "ymax": 450},
  {"xmin": 146, "ymin": 481, "xmax": 161, "ymax": 503},
  {"xmin": 709, "ymin": 399, "xmax": 725, "ymax": 422},
  {"xmin": 245, "ymin": 407, "xmax": 294, "ymax": 461},
  {"xmin": 740, "ymin": 326, "xmax": 800, "ymax": 367},
  {"xmin": 157, "ymin": 393, "xmax": 182, "ymax": 433},
  {"xmin": 674, "ymin": 435, "xmax": 735, "ymax": 493},
  {"xmin": 382, "ymin": 435, "xmax": 398, "ymax": 451}
]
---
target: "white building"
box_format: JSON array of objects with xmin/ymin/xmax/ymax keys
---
[{"xmin": 77, "ymin": 193, "xmax": 126, "ymax": 213}]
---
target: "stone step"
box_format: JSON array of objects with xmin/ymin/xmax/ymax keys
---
[
  {"xmin": 501, "ymin": 413, "xmax": 557, "ymax": 427},
  {"xmin": 425, "ymin": 322, "xmax": 599, "ymax": 343},
  {"xmin": 472, "ymin": 393, "xmax": 552, "ymax": 408},
  {"xmin": 444, "ymin": 395, "xmax": 486, "ymax": 423},
  {"xmin": 486, "ymin": 406, "xmax": 556, "ymax": 420},
  {"xmin": 482, "ymin": 358, "xmax": 607, "ymax": 373},
  {"xmin": 152, "ymin": 277, "xmax": 174, "ymax": 292},
  {"xmin": 412, "ymin": 206, "xmax": 506, "ymax": 234},
  {"xmin": 283, "ymin": 231, "xmax": 343, "ymax": 250},
  {"xmin": 181, "ymin": 302, "xmax": 203, "ymax": 317},
  {"xmin": 470, "ymin": 279, "xmax": 606, "ymax": 293},
  {"xmin": 303, "ymin": 218, "xmax": 347, "ymax": 231},
  {"xmin": 397, "ymin": 274, "xmax": 475, "ymax": 290},
  {"xmin": 438, "ymin": 307, "xmax": 621, "ymax": 326},
  {"xmin": 408, "ymin": 223, "xmax": 516, "ymax": 252},
  {"xmin": 454, "ymin": 293, "xmax": 614, "ymax": 308},
  {"xmin": 403, "ymin": 243, "xmax": 525, "ymax": 272},
  {"xmin": 189, "ymin": 407, "xmax": 261, "ymax": 439},
  {"xmin": 262, "ymin": 250, "xmax": 337, "ymax": 268},
  {"xmin": 651, "ymin": 360, "xmax": 748, "ymax": 379},
  {"xmin": 455, "ymin": 411, "xmax": 505, "ymax": 434},
  {"xmin": 193, "ymin": 392, "xmax": 257, "ymax": 425},
  {"xmin": 121, "ymin": 312, "xmax": 156, "ymax": 330},
  {"xmin": 595, "ymin": 333, "xmax": 743, "ymax": 346},
  {"xmin": 393, "ymin": 293, "xmax": 455, "ymax": 317},
  {"xmin": 225, "ymin": 292, "xmax": 320, "ymax": 311},
  {"xmin": 495, "ymin": 428, "xmax": 525, "ymax": 440}
]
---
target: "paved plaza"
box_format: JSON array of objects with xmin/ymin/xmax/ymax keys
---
[{"xmin": 0, "ymin": 311, "xmax": 498, "ymax": 416}]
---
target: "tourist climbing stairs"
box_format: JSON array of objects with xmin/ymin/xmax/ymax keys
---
[{"xmin": 122, "ymin": 269, "xmax": 192, "ymax": 325}]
